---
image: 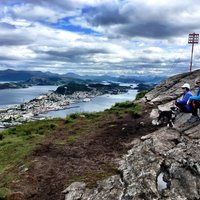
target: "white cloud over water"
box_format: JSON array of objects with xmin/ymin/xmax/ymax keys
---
[{"xmin": 0, "ymin": 0, "xmax": 200, "ymax": 76}]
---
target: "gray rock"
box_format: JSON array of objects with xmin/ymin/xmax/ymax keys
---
[{"xmin": 63, "ymin": 182, "xmax": 86, "ymax": 200}]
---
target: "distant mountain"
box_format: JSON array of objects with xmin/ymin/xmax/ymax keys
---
[
  {"xmin": 24, "ymin": 76, "xmax": 86, "ymax": 86},
  {"xmin": 0, "ymin": 69, "xmax": 60, "ymax": 81},
  {"xmin": 118, "ymin": 75, "xmax": 167, "ymax": 84},
  {"xmin": 63, "ymin": 73, "xmax": 166, "ymax": 84},
  {"xmin": 0, "ymin": 69, "xmax": 167, "ymax": 84},
  {"xmin": 63, "ymin": 73, "xmax": 117, "ymax": 82}
]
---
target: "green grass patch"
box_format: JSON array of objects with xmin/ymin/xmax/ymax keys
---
[
  {"xmin": 108, "ymin": 101, "xmax": 141, "ymax": 116},
  {"xmin": 135, "ymin": 90, "xmax": 148, "ymax": 100},
  {"xmin": 65, "ymin": 112, "xmax": 104, "ymax": 126},
  {"xmin": 113, "ymin": 101, "xmax": 135, "ymax": 108},
  {"xmin": 0, "ymin": 187, "xmax": 10, "ymax": 200},
  {"xmin": 0, "ymin": 174, "xmax": 15, "ymax": 199},
  {"xmin": 0, "ymin": 119, "xmax": 58, "ymax": 173},
  {"xmin": 129, "ymin": 103, "xmax": 141, "ymax": 117},
  {"xmin": 0, "ymin": 119, "xmax": 59, "ymax": 198},
  {"xmin": 81, "ymin": 112, "xmax": 103, "ymax": 122},
  {"xmin": 65, "ymin": 113, "xmax": 80, "ymax": 125}
]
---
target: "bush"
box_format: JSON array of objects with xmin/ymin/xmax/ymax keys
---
[
  {"xmin": 113, "ymin": 101, "xmax": 135, "ymax": 108},
  {"xmin": 135, "ymin": 90, "xmax": 148, "ymax": 100},
  {"xmin": 69, "ymin": 113, "xmax": 80, "ymax": 120},
  {"xmin": 129, "ymin": 104, "xmax": 141, "ymax": 117}
]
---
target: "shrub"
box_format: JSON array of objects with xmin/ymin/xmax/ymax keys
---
[
  {"xmin": 135, "ymin": 90, "xmax": 148, "ymax": 100},
  {"xmin": 113, "ymin": 101, "xmax": 135, "ymax": 108}
]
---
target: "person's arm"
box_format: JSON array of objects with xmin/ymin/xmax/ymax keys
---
[
  {"xmin": 190, "ymin": 95, "xmax": 200, "ymax": 101},
  {"xmin": 178, "ymin": 92, "xmax": 192, "ymax": 104},
  {"xmin": 189, "ymin": 88, "xmax": 200, "ymax": 101}
]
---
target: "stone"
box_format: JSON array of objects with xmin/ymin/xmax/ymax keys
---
[{"xmin": 63, "ymin": 182, "xmax": 86, "ymax": 200}]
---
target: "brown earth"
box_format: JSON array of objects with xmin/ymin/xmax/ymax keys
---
[{"xmin": 8, "ymin": 102, "xmax": 158, "ymax": 200}]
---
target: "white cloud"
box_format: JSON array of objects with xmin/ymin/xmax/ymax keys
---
[{"xmin": 0, "ymin": 0, "xmax": 200, "ymax": 76}]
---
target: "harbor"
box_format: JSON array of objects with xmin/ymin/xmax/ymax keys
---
[{"xmin": 0, "ymin": 84, "xmax": 137, "ymax": 128}]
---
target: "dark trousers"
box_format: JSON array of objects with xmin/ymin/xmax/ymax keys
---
[
  {"xmin": 175, "ymin": 102, "xmax": 189, "ymax": 113},
  {"xmin": 190, "ymin": 100, "xmax": 200, "ymax": 116}
]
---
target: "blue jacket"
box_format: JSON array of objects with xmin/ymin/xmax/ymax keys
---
[
  {"xmin": 189, "ymin": 87, "xmax": 200, "ymax": 101},
  {"xmin": 177, "ymin": 91, "xmax": 193, "ymax": 104}
]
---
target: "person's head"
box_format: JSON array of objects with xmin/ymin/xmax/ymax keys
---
[
  {"xmin": 195, "ymin": 78, "xmax": 200, "ymax": 87},
  {"xmin": 181, "ymin": 83, "xmax": 190, "ymax": 91}
]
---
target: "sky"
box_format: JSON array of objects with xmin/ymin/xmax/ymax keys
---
[{"xmin": 0, "ymin": 0, "xmax": 200, "ymax": 76}]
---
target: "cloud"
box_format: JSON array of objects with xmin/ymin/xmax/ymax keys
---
[
  {"xmin": 0, "ymin": 0, "xmax": 199, "ymax": 76},
  {"xmin": 74, "ymin": 0, "xmax": 200, "ymax": 39}
]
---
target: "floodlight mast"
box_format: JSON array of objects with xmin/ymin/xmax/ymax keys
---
[{"xmin": 188, "ymin": 33, "xmax": 199, "ymax": 72}]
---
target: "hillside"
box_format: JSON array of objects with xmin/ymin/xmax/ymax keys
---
[
  {"xmin": 0, "ymin": 101, "xmax": 157, "ymax": 200},
  {"xmin": 0, "ymin": 70, "xmax": 200, "ymax": 200}
]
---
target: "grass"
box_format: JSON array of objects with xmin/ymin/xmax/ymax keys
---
[
  {"xmin": 81, "ymin": 112, "xmax": 103, "ymax": 122},
  {"xmin": 0, "ymin": 119, "xmax": 59, "ymax": 199},
  {"xmin": 135, "ymin": 90, "xmax": 148, "ymax": 100},
  {"xmin": 108, "ymin": 101, "xmax": 141, "ymax": 116}
]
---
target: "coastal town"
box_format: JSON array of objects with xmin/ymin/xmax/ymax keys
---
[{"xmin": 0, "ymin": 83, "xmax": 131, "ymax": 128}]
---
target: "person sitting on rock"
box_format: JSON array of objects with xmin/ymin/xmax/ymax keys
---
[
  {"xmin": 175, "ymin": 83, "xmax": 192, "ymax": 113},
  {"xmin": 187, "ymin": 79, "xmax": 200, "ymax": 123}
]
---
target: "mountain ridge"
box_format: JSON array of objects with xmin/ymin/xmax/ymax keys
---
[{"xmin": 0, "ymin": 69, "xmax": 166, "ymax": 83}]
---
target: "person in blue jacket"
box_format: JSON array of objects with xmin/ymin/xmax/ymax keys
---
[
  {"xmin": 175, "ymin": 83, "xmax": 192, "ymax": 112},
  {"xmin": 187, "ymin": 78, "xmax": 200, "ymax": 123}
]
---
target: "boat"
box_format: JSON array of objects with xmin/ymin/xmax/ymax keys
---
[{"xmin": 83, "ymin": 98, "xmax": 91, "ymax": 102}]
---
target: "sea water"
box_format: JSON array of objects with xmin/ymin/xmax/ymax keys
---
[{"xmin": 0, "ymin": 85, "xmax": 57, "ymax": 108}]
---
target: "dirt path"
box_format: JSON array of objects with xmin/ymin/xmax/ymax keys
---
[{"xmin": 9, "ymin": 103, "xmax": 158, "ymax": 200}]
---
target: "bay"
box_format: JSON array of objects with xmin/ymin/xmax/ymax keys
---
[{"xmin": 0, "ymin": 85, "xmax": 58, "ymax": 108}]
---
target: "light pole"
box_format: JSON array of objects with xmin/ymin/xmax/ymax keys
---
[{"xmin": 188, "ymin": 33, "xmax": 199, "ymax": 72}]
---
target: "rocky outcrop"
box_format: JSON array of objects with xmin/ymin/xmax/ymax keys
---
[
  {"xmin": 145, "ymin": 69, "xmax": 200, "ymax": 103},
  {"xmin": 63, "ymin": 70, "xmax": 200, "ymax": 200}
]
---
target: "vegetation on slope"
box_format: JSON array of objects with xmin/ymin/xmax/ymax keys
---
[
  {"xmin": 0, "ymin": 100, "xmax": 156, "ymax": 200},
  {"xmin": 0, "ymin": 119, "xmax": 59, "ymax": 198}
]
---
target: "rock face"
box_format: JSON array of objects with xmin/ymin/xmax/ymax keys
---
[{"xmin": 63, "ymin": 70, "xmax": 200, "ymax": 200}]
